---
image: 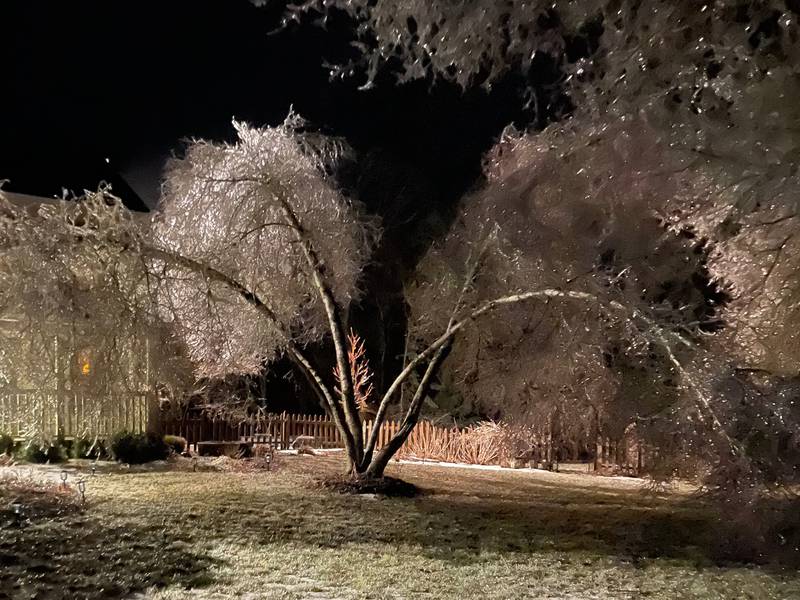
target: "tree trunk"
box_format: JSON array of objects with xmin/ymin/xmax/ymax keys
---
[
  {"xmin": 363, "ymin": 341, "xmax": 451, "ymax": 478},
  {"xmin": 345, "ymin": 455, "xmax": 361, "ymax": 476},
  {"xmin": 364, "ymin": 420, "xmax": 414, "ymax": 478}
]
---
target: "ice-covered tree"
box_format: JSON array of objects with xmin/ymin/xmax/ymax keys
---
[
  {"xmin": 1, "ymin": 113, "xmax": 699, "ymax": 477},
  {"xmin": 282, "ymin": 0, "xmax": 800, "ymax": 489},
  {"xmin": 145, "ymin": 115, "xmax": 666, "ymax": 477},
  {"xmin": 0, "ymin": 186, "xmax": 193, "ymax": 438}
]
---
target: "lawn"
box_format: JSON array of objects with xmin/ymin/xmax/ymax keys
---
[{"xmin": 1, "ymin": 453, "xmax": 798, "ymax": 600}]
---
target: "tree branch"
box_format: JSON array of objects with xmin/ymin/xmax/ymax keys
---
[
  {"xmin": 377, "ymin": 289, "xmax": 604, "ymax": 420},
  {"xmin": 269, "ymin": 188, "xmax": 365, "ymax": 464},
  {"xmin": 143, "ymin": 245, "xmax": 361, "ymax": 458},
  {"xmin": 369, "ymin": 286, "xmax": 742, "ymax": 465},
  {"xmin": 366, "ymin": 340, "xmax": 452, "ymax": 476},
  {"xmin": 364, "ymin": 232, "xmax": 495, "ymax": 461}
]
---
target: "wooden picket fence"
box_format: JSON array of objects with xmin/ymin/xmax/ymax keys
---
[
  {"xmin": 162, "ymin": 412, "xmax": 414, "ymax": 453},
  {"xmin": 1, "ymin": 391, "xmax": 649, "ymax": 473},
  {"xmin": 394, "ymin": 421, "xmax": 649, "ymax": 473},
  {"xmin": 162, "ymin": 412, "xmax": 346, "ymax": 451},
  {"xmin": 0, "ymin": 389, "xmax": 151, "ymax": 439},
  {"xmin": 595, "ymin": 433, "xmax": 650, "ymax": 474},
  {"xmin": 161, "ymin": 410, "xmax": 648, "ymax": 473}
]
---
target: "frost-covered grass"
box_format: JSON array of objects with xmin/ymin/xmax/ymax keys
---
[{"xmin": 2, "ymin": 455, "xmax": 798, "ymax": 599}]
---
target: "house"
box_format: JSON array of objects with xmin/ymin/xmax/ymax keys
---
[{"xmin": 0, "ymin": 187, "xmax": 161, "ymax": 440}]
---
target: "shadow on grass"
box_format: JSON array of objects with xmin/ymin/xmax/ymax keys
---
[
  {"xmin": 0, "ymin": 512, "xmax": 216, "ymax": 600},
  {"xmin": 398, "ymin": 493, "xmax": 712, "ymax": 562},
  {"xmin": 277, "ymin": 492, "xmax": 711, "ymax": 561},
  {"xmin": 10, "ymin": 461, "xmax": 793, "ymax": 600},
  {"xmin": 235, "ymin": 480, "xmax": 795, "ymax": 573}
]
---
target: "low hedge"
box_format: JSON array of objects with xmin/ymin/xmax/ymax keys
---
[
  {"xmin": 71, "ymin": 436, "xmax": 109, "ymax": 460},
  {"xmin": 0, "ymin": 432, "xmax": 14, "ymax": 455},
  {"xmin": 15, "ymin": 438, "xmax": 68, "ymax": 464},
  {"xmin": 110, "ymin": 431, "xmax": 169, "ymax": 464}
]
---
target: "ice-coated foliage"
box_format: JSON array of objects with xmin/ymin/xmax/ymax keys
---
[
  {"xmin": 0, "ymin": 116, "xmax": 389, "ymax": 473},
  {"xmin": 287, "ymin": 0, "xmax": 800, "ymax": 376},
  {"xmin": 151, "ymin": 115, "xmax": 376, "ymax": 377},
  {"xmin": 408, "ymin": 105, "xmax": 800, "ymax": 474},
  {"xmin": 0, "ymin": 186, "xmax": 192, "ymax": 426},
  {"xmin": 407, "ymin": 117, "xmax": 719, "ymax": 431},
  {"xmin": 291, "ymin": 1, "xmax": 800, "ymax": 113},
  {"xmin": 376, "ymin": 1, "xmax": 800, "ymax": 490},
  {"xmin": 289, "ymin": 0, "xmax": 568, "ymax": 90}
]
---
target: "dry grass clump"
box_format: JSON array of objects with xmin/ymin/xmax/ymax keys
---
[
  {"xmin": 0, "ymin": 471, "xmax": 80, "ymax": 521},
  {"xmin": 453, "ymin": 422, "xmax": 505, "ymax": 465},
  {"xmin": 397, "ymin": 420, "xmax": 550, "ymax": 467}
]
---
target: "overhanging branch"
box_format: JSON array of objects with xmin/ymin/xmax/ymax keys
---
[{"xmin": 370, "ymin": 287, "xmax": 741, "ymax": 462}]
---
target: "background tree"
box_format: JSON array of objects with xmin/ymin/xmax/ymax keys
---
[
  {"xmin": 0, "ymin": 187, "xmax": 193, "ymax": 438},
  {"xmin": 285, "ymin": 0, "xmax": 800, "ymax": 490}
]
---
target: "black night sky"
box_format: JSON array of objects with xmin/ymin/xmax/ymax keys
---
[{"xmin": 1, "ymin": 1, "xmax": 538, "ymax": 216}]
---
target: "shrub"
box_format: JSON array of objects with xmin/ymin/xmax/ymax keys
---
[
  {"xmin": 163, "ymin": 435, "xmax": 187, "ymax": 455},
  {"xmin": 714, "ymin": 493, "xmax": 800, "ymax": 567},
  {"xmin": 71, "ymin": 436, "xmax": 109, "ymax": 460},
  {"xmin": 15, "ymin": 439, "xmax": 68, "ymax": 464},
  {"xmin": 0, "ymin": 432, "xmax": 14, "ymax": 455},
  {"xmin": 110, "ymin": 431, "xmax": 169, "ymax": 464},
  {"xmin": 396, "ymin": 420, "xmax": 544, "ymax": 467}
]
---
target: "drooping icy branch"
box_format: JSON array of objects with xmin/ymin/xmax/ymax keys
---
[{"xmin": 152, "ymin": 115, "xmax": 377, "ymax": 378}]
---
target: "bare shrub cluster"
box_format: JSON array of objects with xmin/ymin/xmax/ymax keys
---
[
  {"xmin": 397, "ymin": 420, "xmax": 555, "ymax": 467},
  {"xmin": 0, "ymin": 471, "xmax": 81, "ymax": 521}
]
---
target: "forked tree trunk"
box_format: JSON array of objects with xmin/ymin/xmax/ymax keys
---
[
  {"xmin": 365, "ymin": 342, "xmax": 451, "ymax": 478},
  {"xmin": 322, "ymin": 341, "xmax": 451, "ymax": 479}
]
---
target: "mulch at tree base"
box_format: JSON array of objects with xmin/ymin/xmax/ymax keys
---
[{"xmin": 316, "ymin": 475, "xmax": 421, "ymax": 497}]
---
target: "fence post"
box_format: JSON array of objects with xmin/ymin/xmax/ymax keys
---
[
  {"xmin": 365, "ymin": 420, "xmax": 372, "ymax": 449},
  {"xmin": 146, "ymin": 391, "xmax": 162, "ymax": 435},
  {"xmin": 637, "ymin": 439, "xmax": 643, "ymax": 473}
]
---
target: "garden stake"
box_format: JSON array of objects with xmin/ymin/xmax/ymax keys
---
[{"xmin": 77, "ymin": 479, "xmax": 86, "ymax": 505}]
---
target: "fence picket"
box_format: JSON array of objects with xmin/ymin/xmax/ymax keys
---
[{"xmin": 0, "ymin": 390, "xmax": 151, "ymax": 439}]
